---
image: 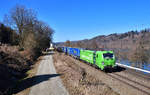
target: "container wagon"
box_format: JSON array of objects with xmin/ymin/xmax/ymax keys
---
[{"xmin": 69, "ymin": 48, "xmax": 80, "ymax": 59}]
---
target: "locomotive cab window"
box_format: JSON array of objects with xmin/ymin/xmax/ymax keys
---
[{"xmin": 103, "ymin": 53, "xmax": 113, "ymax": 59}]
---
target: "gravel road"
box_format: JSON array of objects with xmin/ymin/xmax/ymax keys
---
[{"xmin": 29, "ymin": 54, "xmax": 69, "ymax": 95}]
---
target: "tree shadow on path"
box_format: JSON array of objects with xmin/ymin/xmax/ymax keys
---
[{"xmin": 12, "ymin": 74, "xmax": 61, "ymax": 94}]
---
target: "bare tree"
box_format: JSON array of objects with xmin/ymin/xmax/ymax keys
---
[
  {"xmin": 65, "ymin": 40, "xmax": 71, "ymax": 47},
  {"xmin": 0, "ymin": 23, "xmax": 19, "ymax": 44},
  {"xmin": 90, "ymin": 41, "xmax": 99, "ymax": 49},
  {"xmin": 33, "ymin": 20, "xmax": 54, "ymax": 50},
  {"xmin": 76, "ymin": 41, "xmax": 82, "ymax": 48},
  {"xmin": 3, "ymin": 4, "xmax": 54, "ymax": 55},
  {"xmin": 4, "ymin": 5, "xmax": 37, "ymax": 47},
  {"xmin": 129, "ymin": 33, "xmax": 149, "ymax": 64}
]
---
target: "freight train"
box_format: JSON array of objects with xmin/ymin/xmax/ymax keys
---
[{"xmin": 56, "ymin": 47, "xmax": 116, "ymax": 71}]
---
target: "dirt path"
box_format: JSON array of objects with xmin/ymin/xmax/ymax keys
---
[{"xmin": 29, "ymin": 54, "xmax": 69, "ymax": 95}]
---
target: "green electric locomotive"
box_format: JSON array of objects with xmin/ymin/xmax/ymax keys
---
[{"xmin": 80, "ymin": 49, "xmax": 116, "ymax": 70}]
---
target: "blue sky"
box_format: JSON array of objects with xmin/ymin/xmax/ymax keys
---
[{"xmin": 0, "ymin": 0, "xmax": 150, "ymax": 42}]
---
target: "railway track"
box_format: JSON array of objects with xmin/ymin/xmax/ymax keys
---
[
  {"xmin": 87, "ymin": 63, "xmax": 150, "ymax": 95},
  {"xmin": 90, "ymin": 65, "xmax": 150, "ymax": 95},
  {"xmin": 66, "ymin": 55, "xmax": 150, "ymax": 95},
  {"xmin": 123, "ymin": 69, "xmax": 150, "ymax": 81},
  {"xmin": 108, "ymin": 73, "xmax": 150, "ymax": 95}
]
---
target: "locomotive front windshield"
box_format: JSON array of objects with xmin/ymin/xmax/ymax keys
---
[{"xmin": 103, "ymin": 53, "xmax": 114, "ymax": 59}]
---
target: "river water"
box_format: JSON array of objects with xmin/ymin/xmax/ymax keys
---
[{"xmin": 118, "ymin": 60, "xmax": 150, "ymax": 74}]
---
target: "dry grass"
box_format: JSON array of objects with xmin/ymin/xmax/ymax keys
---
[
  {"xmin": 0, "ymin": 45, "xmax": 29, "ymax": 95},
  {"xmin": 0, "ymin": 45, "xmax": 43, "ymax": 95},
  {"xmin": 0, "ymin": 45, "xmax": 18, "ymax": 53},
  {"xmin": 15, "ymin": 56, "xmax": 42, "ymax": 95},
  {"xmin": 53, "ymin": 52, "xmax": 119, "ymax": 95}
]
